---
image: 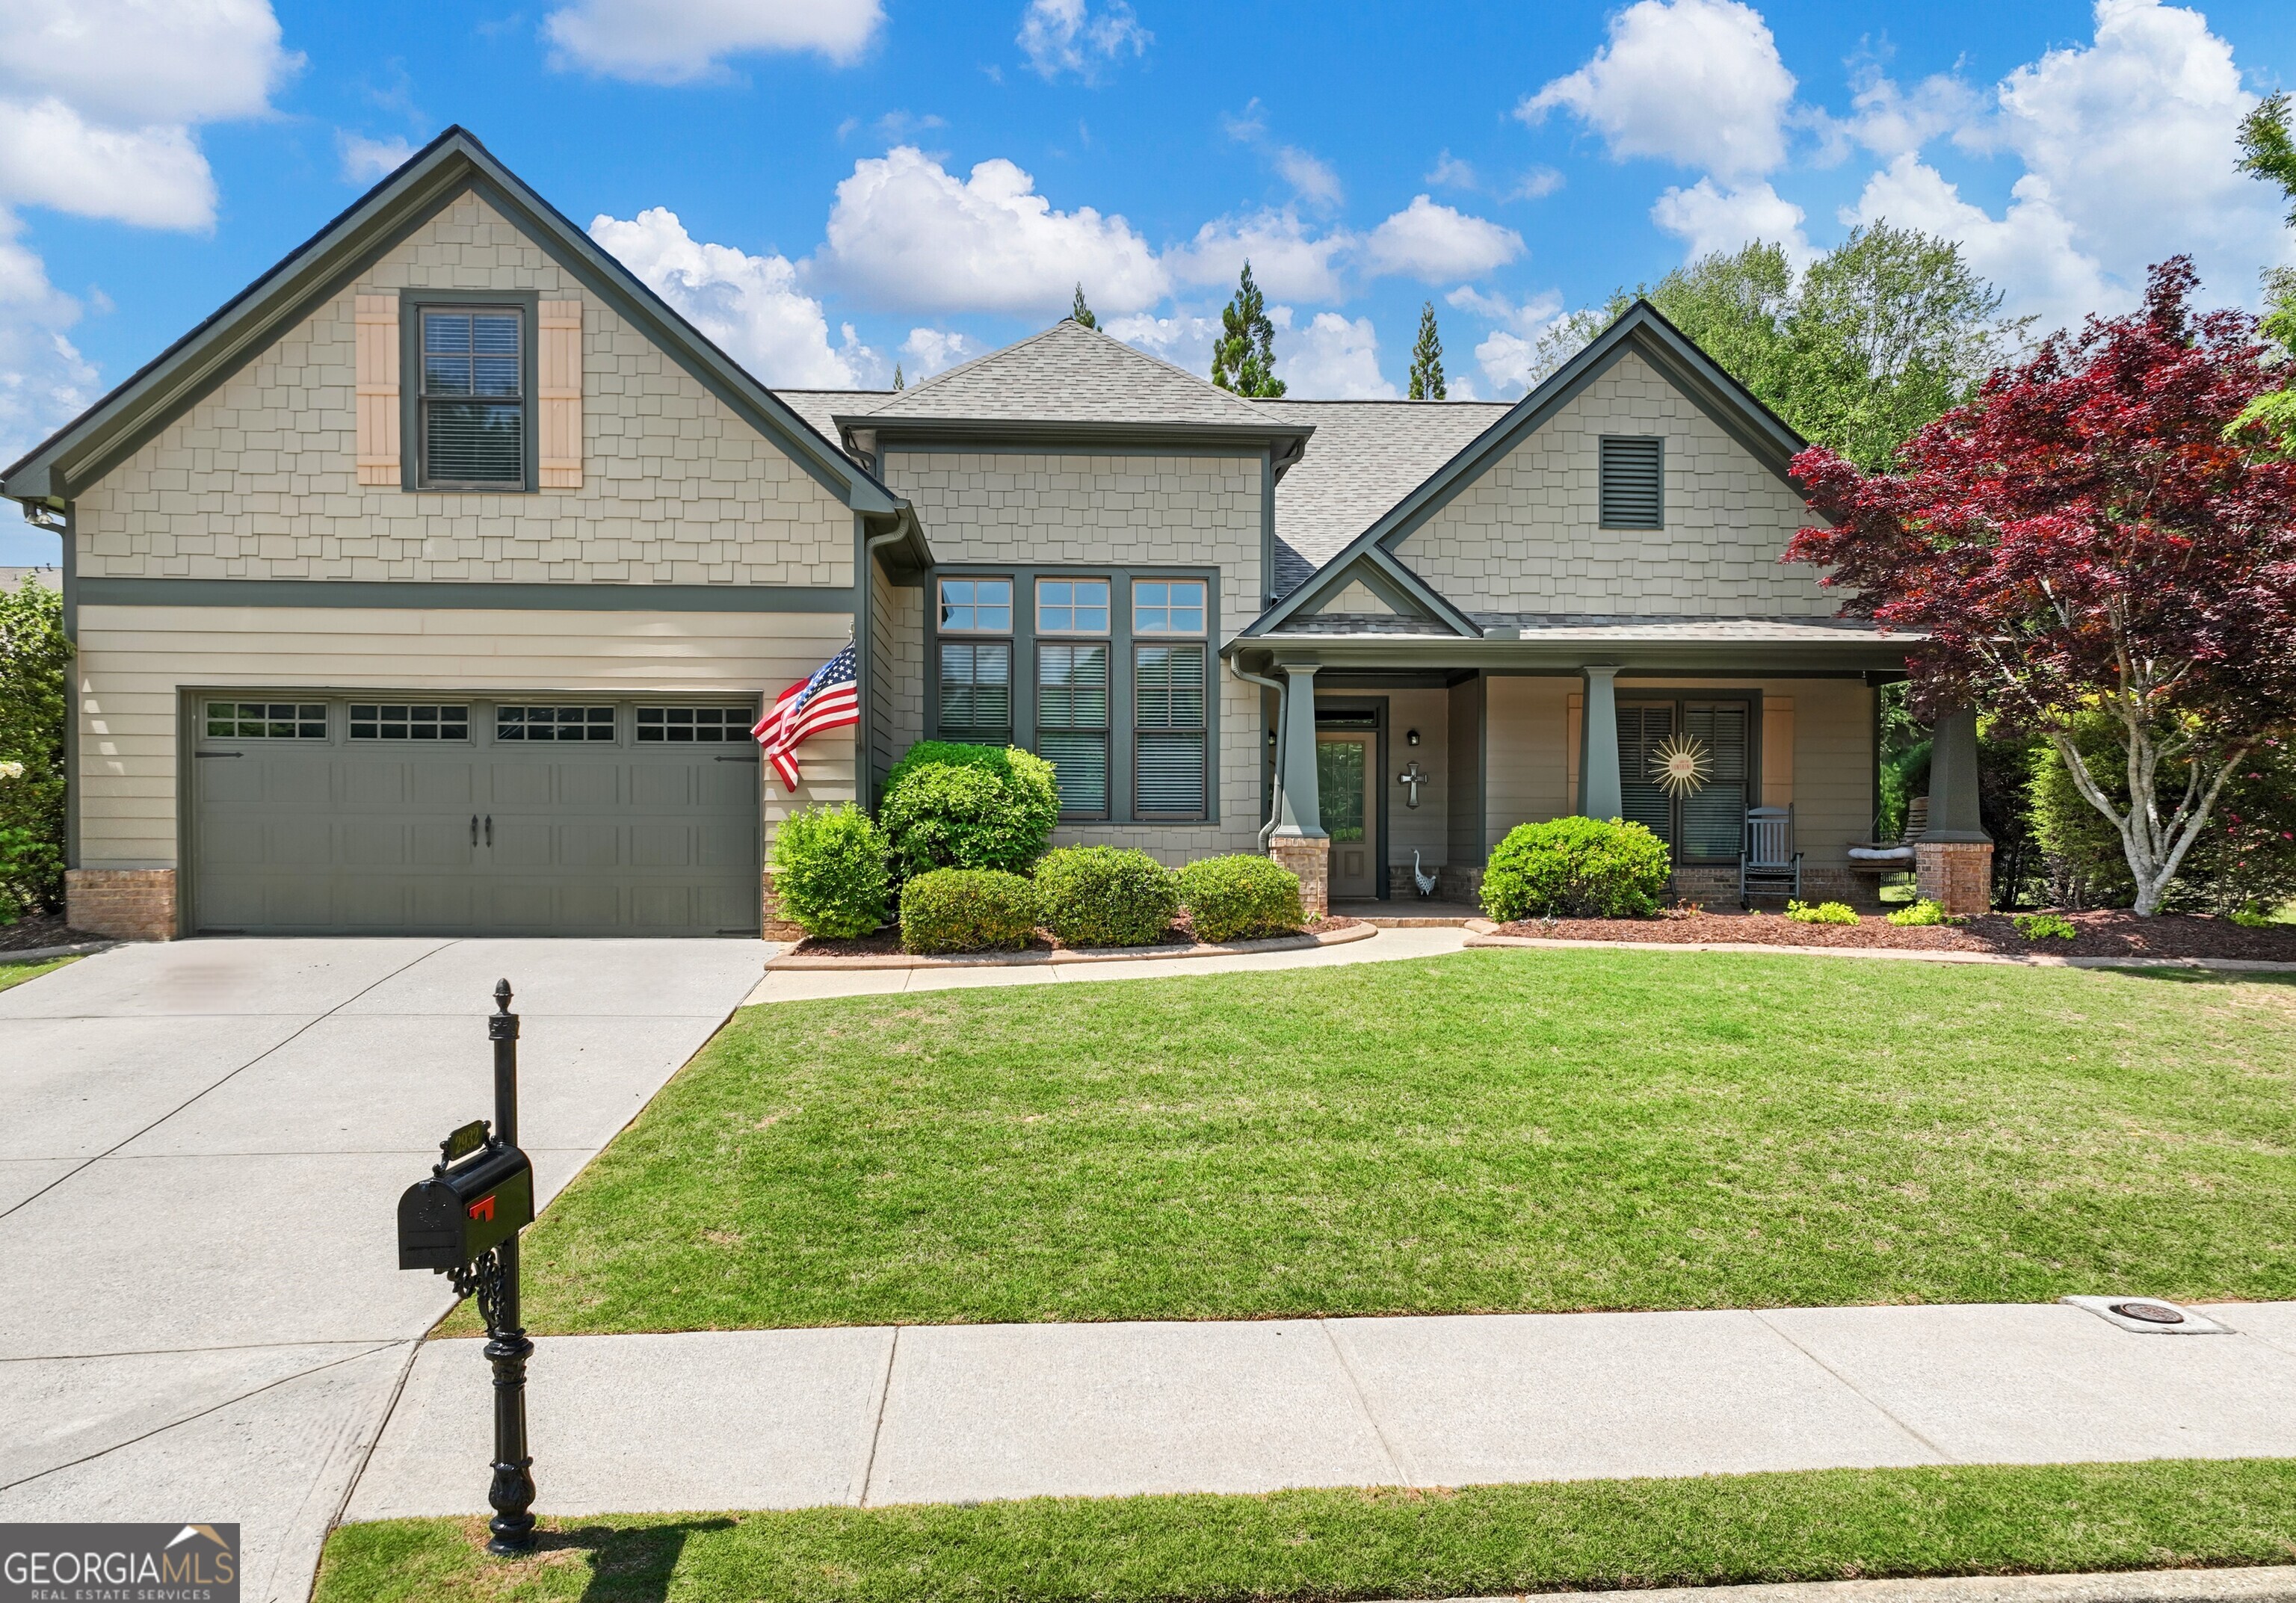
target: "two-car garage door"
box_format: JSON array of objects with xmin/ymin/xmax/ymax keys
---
[{"xmin": 188, "ymin": 694, "xmax": 762, "ymax": 936}]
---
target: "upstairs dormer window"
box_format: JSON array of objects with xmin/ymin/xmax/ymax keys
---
[
  {"xmin": 1599, "ymin": 435, "xmax": 1664, "ymax": 530},
  {"xmin": 419, "ymin": 306, "xmax": 527, "ymax": 489}
]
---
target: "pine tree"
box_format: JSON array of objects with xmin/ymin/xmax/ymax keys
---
[
  {"xmin": 1407, "ymin": 301, "xmax": 1446, "ymax": 400},
  {"xmin": 892, "ymin": 364, "xmax": 904, "ymax": 391},
  {"xmin": 1210, "ymin": 262, "xmax": 1285, "ymax": 398},
  {"xmin": 1070, "ymin": 284, "xmax": 1098, "ymax": 330}
]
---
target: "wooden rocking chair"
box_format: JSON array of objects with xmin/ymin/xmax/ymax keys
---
[{"xmin": 1740, "ymin": 806, "xmax": 1803, "ymax": 906}]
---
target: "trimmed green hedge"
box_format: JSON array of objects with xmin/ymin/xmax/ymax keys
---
[
  {"xmin": 1035, "ymin": 847, "xmax": 1179, "ymax": 948},
  {"xmin": 899, "ymin": 868, "xmax": 1040, "ymax": 954},
  {"xmin": 1176, "ymin": 854, "xmax": 1305, "ymax": 942},
  {"xmin": 880, "ymin": 743, "xmax": 1058, "ymax": 880},
  {"xmin": 767, "ymin": 804, "xmax": 889, "ymax": 939},
  {"xmin": 1482, "ymin": 815, "xmax": 1671, "ymax": 921}
]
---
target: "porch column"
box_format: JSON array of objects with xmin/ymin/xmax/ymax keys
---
[
  {"xmin": 1269, "ymin": 661, "xmax": 1330, "ymax": 918},
  {"xmin": 1916, "ymin": 704, "xmax": 1993, "ymax": 916},
  {"xmin": 1578, "ymin": 666, "xmax": 1623, "ymax": 819}
]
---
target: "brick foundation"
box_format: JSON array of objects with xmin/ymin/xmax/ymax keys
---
[
  {"xmin": 759, "ymin": 869, "xmax": 806, "ymax": 941},
  {"xmin": 1915, "ymin": 839, "xmax": 1993, "ymax": 917},
  {"xmin": 1436, "ymin": 865, "xmax": 1485, "ymax": 908},
  {"xmin": 1672, "ymin": 864, "xmax": 1880, "ymax": 911},
  {"xmin": 65, "ymin": 868, "xmax": 177, "ymax": 941},
  {"xmin": 1269, "ymin": 834, "xmax": 1330, "ymax": 920}
]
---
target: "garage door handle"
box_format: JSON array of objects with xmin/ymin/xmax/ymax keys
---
[
  {"xmin": 197, "ymin": 750, "xmax": 242, "ymax": 759},
  {"xmin": 485, "ymin": 815, "xmax": 493, "ymax": 847},
  {"xmin": 715, "ymin": 754, "xmax": 756, "ymax": 763},
  {"xmin": 470, "ymin": 814, "xmax": 478, "ymax": 847}
]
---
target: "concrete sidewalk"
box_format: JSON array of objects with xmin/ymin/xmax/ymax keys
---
[
  {"xmin": 0, "ymin": 937, "xmax": 771, "ymax": 1603},
  {"xmin": 350, "ymin": 1299, "xmax": 2296, "ymax": 1519}
]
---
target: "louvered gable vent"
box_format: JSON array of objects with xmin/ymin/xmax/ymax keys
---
[{"xmin": 1599, "ymin": 435, "xmax": 1664, "ymax": 529}]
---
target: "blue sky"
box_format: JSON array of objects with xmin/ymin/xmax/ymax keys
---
[{"xmin": 4, "ymin": 0, "xmax": 2295, "ymax": 564}]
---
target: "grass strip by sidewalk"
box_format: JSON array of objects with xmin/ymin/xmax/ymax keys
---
[
  {"xmin": 317, "ymin": 1459, "xmax": 2296, "ymax": 1603},
  {"xmin": 0, "ymin": 954, "xmax": 76, "ymax": 993},
  {"xmin": 460, "ymin": 949, "xmax": 2296, "ymax": 1335}
]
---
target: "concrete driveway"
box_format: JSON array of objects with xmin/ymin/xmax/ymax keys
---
[{"xmin": 0, "ymin": 936, "xmax": 771, "ymax": 1603}]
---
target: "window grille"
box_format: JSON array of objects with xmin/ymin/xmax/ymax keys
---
[
  {"xmin": 496, "ymin": 705, "xmax": 615, "ymax": 741},
  {"xmin": 419, "ymin": 307, "xmax": 525, "ymax": 488},
  {"xmin": 349, "ymin": 704, "xmax": 469, "ymax": 741},
  {"xmin": 206, "ymin": 702, "xmax": 327, "ymax": 739},
  {"xmin": 636, "ymin": 707, "xmax": 751, "ymax": 742}
]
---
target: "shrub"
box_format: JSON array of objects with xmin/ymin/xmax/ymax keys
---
[
  {"xmin": 1035, "ymin": 847, "xmax": 1179, "ymax": 948},
  {"xmin": 2015, "ymin": 910, "xmax": 2078, "ymax": 940},
  {"xmin": 1481, "ymin": 816, "xmax": 1671, "ymax": 921},
  {"xmin": 0, "ymin": 578, "xmax": 68, "ymax": 918},
  {"xmin": 1177, "ymin": 854, "xmax": 1306, "ymax": 942},
  {"xmin": 2232, "ymin": 905, "xmax": 2279, "ymax": 930},
  {"xmin": 1786, "ymin": 900, "xmax": 1859, "ymax": 925},
  {"xmin": 899, "ymin": 868, "xmax": 1040, "ymax": 954},
  {"xmin": 879, "ymin": 742, "xmax": 1059, "ymax": 880},
  {"xmin": 768, "ymin": 804, "xmax": 890, "ymax": 939},
  {"xmin": 1886, "ymin": 898, "xmax": 1962, "ymax": 927}
]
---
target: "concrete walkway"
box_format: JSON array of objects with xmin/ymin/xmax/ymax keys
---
[
  {"xmin": 0, "ymin": 937, "xmax": 771, "ymax": 1603},
  {"xmin": 351, "ymin": 1300, "xmax": 2296, "ymax": 1519}
]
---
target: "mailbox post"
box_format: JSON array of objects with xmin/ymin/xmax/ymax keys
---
[{"xmin": 395, "ymin": 979, "xmax": 538, "ymax": 1556}]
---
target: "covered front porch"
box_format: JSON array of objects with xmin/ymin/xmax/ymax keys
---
[{"xmin": 1230, "ymin": 621, "xmax": 1992, "ymax": 918}]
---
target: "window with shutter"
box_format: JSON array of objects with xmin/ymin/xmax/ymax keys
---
[
  {"xmin": 1615, "ymin": 697, "xmax": 1753, "ymax": 862},
  {"xmin": 1599, "ymin": 435, "xmax": 1664, "ymax": 529},
  {"xmin": 1037, "ymin": 643, "xmax": 1109, "ymax": 818},
  {"xmin": 1134, "ymin": 642, "xmax": 1207, "ymax": 819},
  {"xmin": 936, "ymin": 577, "xmax": 1014, "ymax": 741},
  {"xmin": 537, "ymin": 300, "xmax": 582, "ymax": 489}
]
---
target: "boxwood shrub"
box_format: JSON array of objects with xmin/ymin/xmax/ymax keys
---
[
  {"xmin": 1481, "ymin": 815, "xmax": 1671, "ymax": 921},
  {"xmin": 879, "ymin": 742, "xmax": 1059, "ymax": 880},
  {"xmin": 1177, "ymin": 854, "xmax": 1306, "ymax": 942},
  {"xmin": 767, "ymin": 803, "xmax": 889, "ymax": 939},
  {"xmin": 1034, "ymin": 847, "xmax": 1179, "ymax": 948},
  {"xmin": 899, "ymin": 868, "xmax": 1040, "ymax": 954}
]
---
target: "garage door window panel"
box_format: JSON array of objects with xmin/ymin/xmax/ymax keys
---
[
  {"xmin": 206, "ymin": 701, "xmax": 327, "ymax": 739},
  {"xmin": 636, "ymin": 707, "xmax": 752, "ymax": 742},
  {"xmin": 497, "ymin": 705, "xmax": 616, "ymax": 741},
  {"xmin": 350, "ymin": 704, "xmax": 469, "ymax": 741}
]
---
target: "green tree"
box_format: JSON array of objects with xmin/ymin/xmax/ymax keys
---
[
  {"xmin": 2232, "ymin": 90, "xmax": 2296, "ymax": 453},
  {"xmin": 1636, "ymin": 240, "xmax": 1794, "ymax": 405},
  {"xmin": 2238, "ymin": 91, "xmax": 2296, "ymax": 229},
  {"xmin": 1070, "ymin": 283, "xmax": 1098, "ymax": 330},
  {"xmin": 1210, "ymin": 261, "xmax": 1285, "ymax": 398},
  {"xmin": 1407, "ymin": 301, "xmax": 1446, "ymax": 399},
  {"xmin": 892, "ymin": 363, "xmax": 904, "ymax": 391},
  {"xmin": 0, "ymin": 575, "xmax": 70, "ymax": 917}
]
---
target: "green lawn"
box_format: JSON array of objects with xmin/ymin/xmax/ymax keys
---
[
  {"xmin": 0, "ymin": 954, "xmax": 76, "ymax": 993},
  {"xmin": 469, "ymin": 948, "xmax": 2296, "ymax": 1337},
  {"xmin": 318, "ymin": 1460, "xmax": 2296, "ymax": 1603}
]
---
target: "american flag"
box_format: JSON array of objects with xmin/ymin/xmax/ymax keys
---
[{"xmin": 753, "ymin": 641, "xmax": 860, "ymax": 792}]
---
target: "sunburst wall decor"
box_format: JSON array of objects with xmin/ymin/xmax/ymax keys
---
[{"xmin": 1650, "ymin": 733, "xmax": 1712, "ymax": 797}]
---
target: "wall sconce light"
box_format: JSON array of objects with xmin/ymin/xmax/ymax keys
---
[
  {"xmin": 1406, "ymin": 728, "xmax": 1421, "ymax": 746},
  {"xmin": 1268, "ymin": 728, "xmax": 1278, "ymax": 746}
]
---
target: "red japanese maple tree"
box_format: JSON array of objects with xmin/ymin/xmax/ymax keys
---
[{"xmin": 1787, "ymin": 259, "xmax": 2296, "ymax": 914}]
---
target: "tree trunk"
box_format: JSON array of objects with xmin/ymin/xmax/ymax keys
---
[{"xmin": 2049, "ymin": 727, "xmax": 2246, "ymax": 918}]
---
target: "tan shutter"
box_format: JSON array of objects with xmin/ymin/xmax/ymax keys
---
[
  {"xmin": 1566, "ymin": 692, "xmax": 1583, "ymax": 806},
  {"xmin": 1762, "ymin": 696, "xmax": 1795, "ymax": 807},
  {"xmin": 354, "ymin": 296, "xmax": 399, "ymax": 485},
  {"xmin": 538, "ymin": 300, "xmax": 583, "ymax": 489}
]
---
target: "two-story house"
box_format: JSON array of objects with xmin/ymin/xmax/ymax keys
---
[{"xmin": 2, "ymin": 129, "xmax": 1990, "ymax": 942}]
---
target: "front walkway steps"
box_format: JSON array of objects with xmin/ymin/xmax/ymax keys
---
[
  {"xmin": 1391, "ymin": 1568, "xmax": 2296, "ymax": 1603},
  {"xmin": 348, "ymin": 1299, "xmax": 2296, "ymax": 1522}
]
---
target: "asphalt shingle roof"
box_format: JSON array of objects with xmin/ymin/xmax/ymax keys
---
[
  {"xmin": 840, "ymin": 319, "xmax": 1280, "ymax": 428},
  {"xmin": 774, "ymin": 389, "xmax": 880, "ymax": 444},
  {"xmin": 1253, "ymin": 398, "xmax": 1512, "ymax": 598}
]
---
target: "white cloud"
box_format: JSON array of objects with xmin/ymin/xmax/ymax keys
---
[
  {"xmin": 591, "ymin": 207, "xmax": 880, "ymax": 387},
  {"xmin": 1521, "ymin": 0, "xmax": 1794, "ymax": 184},
  {"xmin": 1105, "ymin": 309, "xmax": 1219, "ymax": 377},
  {"xmin": 1445, "ymin": 285, "xmax": 1590, "ymax": 396},
  {"xmin": 1275, "ymin": 308, "xmax": 1396, "ymax": 399},
  {"xmin": 1016, "ymin": 0, "xmax": 1148, "ymax": 81},
  {"xmin": 1274, "ymin": 147, "xmax": 1343, "ymax": 208},
  {"xmin": 814, "ymin": 146, "xmax": 1167, "ymax": 315},
  {"xmin": 339, "ymin": 132, "xmax": 415, "ymax": 185},
  {"xmin": 1846, "ymin": 155, "xmax": 2111, "ymax": 333},
  {"xmin": 1363, "ymin": 195, "xmax": 1523, "ymax": 282},
  {"xmin": 898, "ymin": 327, "xmax": 981, "ymax": 380},
  {"xmin": 1510, "ymin": 166, "xmax": 1565, "ymax": 200},
  {"xmin": 1166, "ymin": 209, "xmax": 1350, "ymax": 303},
  {"xmin": 0, "ymin": 0, "xmax": 295, "ymax": 458},
  {"xmin": 1427, "ymin": 150, "xmax": 1477, "ymax": 189},
  {"xmin": 1820, "ymin": 69, "xmax": 1984, "ymax": 162},
  {"xmin": 1651, "ymin": 178, "xmax": 1812, "ymax": 266},
  {"xmin": 543, "ymin": 0, "xmax": 883, "ymax": 83},
  {"xmin": 0, "ymin": 0, "xmax": 294, "ymax": 126}
]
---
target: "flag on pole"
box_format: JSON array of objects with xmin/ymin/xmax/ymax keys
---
[{"xmin": 754, "ymin": 642, "xmax": 860, "ymax": 792}]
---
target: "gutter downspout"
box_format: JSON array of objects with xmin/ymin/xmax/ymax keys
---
[
  {"xmin": 1232, "ymin": 658, "xmax": 1286, "ymax": 852},
  {"xmin": 858, "ymin": 504, "xmax": 916, "ymax": 810}
]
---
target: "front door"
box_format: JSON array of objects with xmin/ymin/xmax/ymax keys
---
[{"xmin": 1317, "ymin": 734, "xmax": 1379, "ymax": 899}]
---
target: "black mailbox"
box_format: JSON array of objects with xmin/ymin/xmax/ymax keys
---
[{"xmin": 398, "ymin": 1140, "xmax": 534, "ymax": 1271}]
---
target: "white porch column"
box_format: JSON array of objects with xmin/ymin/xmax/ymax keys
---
[{"xmin": 1578, "ymin": 665, "xmax": 1623, "ymax": 819}]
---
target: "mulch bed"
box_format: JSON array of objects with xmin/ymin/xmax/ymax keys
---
[
  {"xmin": 1490, "ymin": 907, "xmax": 2296, "ymax": 961},
  {"xmin": 788, "ymin": 914, "xmax": 1363, "ymax": 960},
  {"xmin": 0, "ymin": 912, "xmax": 84, "ymax": 954}
]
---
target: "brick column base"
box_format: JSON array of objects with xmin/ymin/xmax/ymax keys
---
[
  {"xmin": 1915, "ymin": 841, "xmax": 1993, "ymax": 918},
  {"xmin": 759, "ymin": 869, "xmax": 807, "ymax": 941},
  {"xmin": 1268, "ymin": 835, "xmax": 1330, "ymax": 921},
  {"xmin": 65, "ymin": 868, "xmax": 177, "ymax": 941}
]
